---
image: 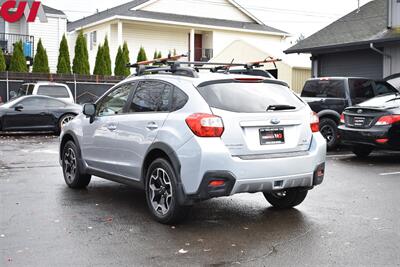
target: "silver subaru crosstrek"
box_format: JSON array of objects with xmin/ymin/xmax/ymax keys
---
[{"xmin": 59, "ymin": 71, "xmax": 326, "ymax": 224}]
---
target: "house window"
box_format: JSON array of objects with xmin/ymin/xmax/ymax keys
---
[{"xmin": 90, "ymin": 31, "xmax": 97, "ymax": 50}]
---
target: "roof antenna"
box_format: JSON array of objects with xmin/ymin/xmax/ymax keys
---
[{"xmin": 356, "ymin": 0, "xmax": 360, "ymax": 13}]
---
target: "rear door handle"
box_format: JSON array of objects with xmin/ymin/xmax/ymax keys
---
[
  {"xmin": 146, "ymin": 122, "xmax": 158, "ymax": 131},
  {"xmin": 107, "ymin": 124, "xmax": 117, "ymax": 131}
]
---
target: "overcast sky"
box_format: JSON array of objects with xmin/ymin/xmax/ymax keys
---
[{"xmin": 42, "ymin": 0, "xmax": 373, "ymax": 38}]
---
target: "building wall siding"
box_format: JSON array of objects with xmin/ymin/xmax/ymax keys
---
[
  {"xmin": 141, "ymin": 0, "xmax": 253, "ymax": 23},
  {"xmin": 291, "ymin": 68, "xmax": 311, "ymax": 93},
  {"xmin": 317, "ymin": 49, "xmax": 383, "ymax": 79},
  {"xmin": 29, "ymin": 15, "xmax": 67, "ymax": 73},
  {"xmin": 383, "ymin": 45, "xmax": 400, "ymax": 78}
]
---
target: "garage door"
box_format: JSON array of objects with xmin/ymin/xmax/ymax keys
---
[{"xmin": 318, "ymin": 49, "xmax": 383, "ymax": 79}]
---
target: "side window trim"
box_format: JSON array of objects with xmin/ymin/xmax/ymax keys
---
[{"xmin": 127, "ymin": 79, "xmax": 174, "ymax": 114}]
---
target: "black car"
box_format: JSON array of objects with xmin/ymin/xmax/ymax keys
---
[
  {"xmin": 0, "ymin": 95, "xmax": 81, "ymax": 133},
  {"xmin": 338, "ymin": 92, "xmax": 400, "ymax": 157},
  {"xmin": 301, "ymin": 77, "xmax": 399, "ymax": 149}
]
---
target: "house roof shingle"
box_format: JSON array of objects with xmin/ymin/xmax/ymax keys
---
[
  {"xmin": 285, "ymin": 0, "xmax": 400, "ymax": 54},
  {"xmin": 67, "ymin": 0, "xmax": 287, "ymax": 35},
  {"xmin": 43, "ymin": 5, "xmax": 66, "ymax": 16}
]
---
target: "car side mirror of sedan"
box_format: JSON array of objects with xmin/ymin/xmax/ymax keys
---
[
  {"xmin": 14, "ymin": 104, "xmax": 24, "ymax": 111},
  {"xmin": 83, "ymin": 103, "xmax": 96, "ymax": 123}
]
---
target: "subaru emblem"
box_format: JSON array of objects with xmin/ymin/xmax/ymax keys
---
[
  {"xmin": 357, "ymin": 109, "xmax": 363, "ymax": 114},
  {"xmin": 271, "ymin": 118, "xmax": 280, "ymax": 125}
]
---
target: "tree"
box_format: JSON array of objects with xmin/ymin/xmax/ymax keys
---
[
  {"xmin": 93, "ymin": 45, "xmax": 107, "ymax": 75},
  {"xmin": 57, "ymin": 34, "xmax": 71, "ymax": 74},
  {"xmin": 102, "ymin": 36, "xmax": 112, "ymax": 75},
  {"xmin": 0, "ymin": 49, "xmax": 6, "ymax": 72},
  {"xmin": 32, "ymin": 39, "xmax": 50, "ymax": 73},
  {"xmin": 9, "ymin": 41, "xmax": 28, "ymax": 73},
  {"xmin": 114, "ymin": 46, "xmax": 124, "ymax": 76},
  {"xmin": 72, "ymin": 31, "xmax": 90, "ymax": 75},
  {"xmin": 153, "ymin": 50, "xmax": 158, "ymax": 60},
  {"xmin": 157, "ymin": 51, "xmax": 162, "ymax": 59},
  {"xmin": 173, "ymin": 48, "xmax": 177, "ymax": 56},
  {"xmin": 136, "ymin": 46, "xmax": 147, "ymax": 62},
  {"xmin": 122, "ymin": 42, "xmax": 131, "ymax": 76}
]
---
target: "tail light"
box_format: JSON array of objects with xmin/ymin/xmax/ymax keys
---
[
  {"xmin": 185, "ymin": 113, "xmax": 224, "ymax": 137},
  {"xmin": 340, "ymin": 113, "xmax": 345, "ymax": 124},
  {"xmin": 375, "ymin": 115, "xmax": 400, "ymax": 126},
  {"xmin": 310, "ymin": 112, "xmax": 319, "ymax": 133}
]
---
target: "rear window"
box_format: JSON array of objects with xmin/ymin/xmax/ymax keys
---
[
  {"xmin": 197, "ymin": 82, "xmax": 304, "ymax": 113},
  {"xmin": 301, "ymin": 80, "xmax": 346, "ymax": 98},
  {"xmin": 37, "ymin": 85, "xmax": 70, "ymax": 98}
]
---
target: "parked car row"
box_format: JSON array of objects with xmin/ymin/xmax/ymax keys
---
[{"xmin": 301, "ymin": 77, "xmax": 400, "ymax": 151}]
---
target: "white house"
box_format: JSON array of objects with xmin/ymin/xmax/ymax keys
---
[
  {"xmin": 67, "ymin": 0, "xmax": 290, "ymax": 75},
  {"xmin": 0, "ymin": 3, "xmax": 67, "ymax": 72}
]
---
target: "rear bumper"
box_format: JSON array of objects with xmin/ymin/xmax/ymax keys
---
[
  {"xmin": 338, "ymin": 125, "xmax": 399, "ymax": 149},
  {"xmin": 177, "ymin": 133, "xmax": 327, "ymax": 200}
]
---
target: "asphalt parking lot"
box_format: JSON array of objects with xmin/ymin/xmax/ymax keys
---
[{"xmin": 1, "ymin": 135, "xmax": 400, "ymax": 266}]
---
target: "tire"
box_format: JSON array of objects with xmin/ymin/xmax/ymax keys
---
[
  {"xmin": 58, "ymin": 114, "xmax": 76, "ymax": 132},
  {"xmin": 352, "ymin": 146, "xmax": 373, "ymax": 158},
  {"xmin": 320, "ymin": 118, "xmax": 339, "ymax": 150},
  {"xmin": 145, "ymin": 158, "xmax": 190, "ymax": 224},
  {"xmin": 62, "ymin": 141, "xmax": 91, "ymax": 189},
  {"xmin": 264, "ymin": 188, "xmax": 308, "ymax": 209}
]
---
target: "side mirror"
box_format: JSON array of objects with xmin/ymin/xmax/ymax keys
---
[
  {"xmin": 83, "ymin": 103, "xmax": 96, "ymax": 123},
  {"xmin": 9, "ymin": 91, "xmax": 16, "ymax": 99},
  {"xmin": 14, "ymin": 104, "xmax": 23, "ymax": 111}
]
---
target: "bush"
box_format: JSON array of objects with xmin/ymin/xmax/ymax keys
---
[
  {"xmin": 57, "ymin": 34, "xmax": 71, "ymax": 74},
  {"xmin": 122, "ymin": 42, "xmax": 131, "ymax": 76},
  {"xmin": 103, "ymin": 36, "xmax": 112, "ymax": 76},
  {"xmin": 0, "ymin": 49, "xmax": 6, "ymax": 72},
  {"xmin": 136, "ymin": 46, "xmax": 147, "ymax": 62},
  {"xmin": 157, "ymin": 51, "xmax": 162, "ymax": 59},
  {"xmin": 32, "ymin": 39, "xmax": 50, "ymax": 73},
  {"xmin": 9, "ymin": 41, "xmax": 28, "ymax": 73},
  {"xmin": 93, "ymin": 45, "xmax": 106, "ymax": 75},
  {"xmin": 72, "ymin": 31, "xmax": 90, "ymax": 75},
  {"xmin": 153, "ymin": 50, "xmax": 158, "ymax": 60}
]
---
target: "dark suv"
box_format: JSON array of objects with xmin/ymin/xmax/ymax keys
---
[{"xmin": 301, "ymin": 78, "xmax": 399, "ymax": 149}]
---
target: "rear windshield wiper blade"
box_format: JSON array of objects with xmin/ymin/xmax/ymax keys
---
[
  {"xmin": 386, "ymin": 97, "xmax": 400, "ymax": 103},
  {"xmin": 266, "ymin": 105, "xmax": 296, "ymax": 111}
]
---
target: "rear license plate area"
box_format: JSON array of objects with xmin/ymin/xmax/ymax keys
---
[{"xmin": 259, "ymin": 128, "xmax": 285, "ymax": 145}]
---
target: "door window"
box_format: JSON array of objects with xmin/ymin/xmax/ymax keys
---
[
  {"xmin": 171, "ymin": 87, "xmax": 188, "ymax": 111},
  {"xmin": 129, "ymin": 81, "xmax": 173, "ymax": 113},
  {"xmin": 16, "ymin": 97, "xmax": 48, "ymax": 108},
  {"xmin": 349, "ymin": 79, "xmax": 374, "ymax": 104},
  {"xmin": 97, "ymin": 83, "xmax": 133, "ymax": 117}
]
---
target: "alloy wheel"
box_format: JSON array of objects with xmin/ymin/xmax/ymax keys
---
[
  {"xmin": 64, "ymin": 148, "xmax": 77, "ymax": 183},
  {"xmin": 60, "ymin": 115, "xmax": 76, "ymax": 129},
  {"xmin": 148, "ymin": 168, "xmax": 173, "ymax": 216},
  {"xmin": 320, "ymin": 124, "xmax": 334, "ymax": 143}
]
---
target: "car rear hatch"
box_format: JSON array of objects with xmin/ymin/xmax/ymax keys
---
[{"xmin": 197, "ymin": 79, "xmax": 312, "ymax": 156}]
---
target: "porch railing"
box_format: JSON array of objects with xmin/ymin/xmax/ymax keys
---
[{"xmin": 0, "ymin": 33, "xmax": 35, "ymax": 59}]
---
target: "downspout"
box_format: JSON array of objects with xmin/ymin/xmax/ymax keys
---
[
  {"xmin": 388, "ymin": 0, "xmax": 392, "ymax": 29},
  {"xmin": 370, "ymin": 43, "xmax": 392, "ymax": 76}
]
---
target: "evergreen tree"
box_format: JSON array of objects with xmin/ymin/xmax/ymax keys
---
[
  {"xmin": 57, "ymin": 57, "xmax": 69, "ymax": 75},
  {"xmin": 32, "ymin": 39, "xmax": 50, "ymax": 73},
  {"xmin": 72, "ymin": 31, "xmax": 90, "ymax": 75},
  {"xmin": 173, "ymin": 48, "xmax": 177, "ymax": 56},
  {"xmin": 9, "ymin": 41, "xmax": 28, "ymax": 73},
  {"xmin": 122, "ymin": 42, "xmax": 131, "ymax": 76},
  {"xmin": 57, "ymin": 34, "xmax": 71, "ymax": 74},
  {"xmin": 153, "ymin": 50, "xmax": 158, "ymax": 60},
  {"xmin": 0, "ymin": 49, "xmax": 6, "ymax": 72},
  {"xmin": 157, "ymin": 51, "xmax": 162, "ymax": 59},
  {"xmin": 114, "ymin": 46, "xmax": 124, "ymax": 76},
  {"xmin": 93, "ymin": 45, "xmax": 107, "ymax": 75},
  {"xmin": 102, "ymin": 36, "xmax": 112, "ymax": 75},
  {"xmin": 136, "ymin": 46, "xmax": 147, "ymax": 62}
]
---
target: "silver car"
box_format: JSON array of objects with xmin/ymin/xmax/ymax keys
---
[{"xmin": 59, "ymin": 72, "xmax": 326, "ymax": 224}]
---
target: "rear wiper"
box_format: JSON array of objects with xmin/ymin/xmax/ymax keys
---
[
  {"xmin": 266, "ymin": 105, "xmax": 296, "ymax": 111},
  {"xmin": 386, "ymin": 97, "xmax": 400, "ymax": 103}
]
